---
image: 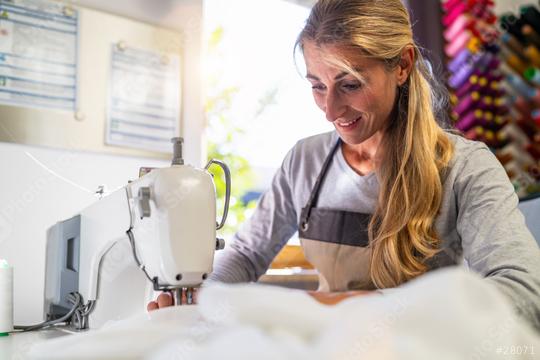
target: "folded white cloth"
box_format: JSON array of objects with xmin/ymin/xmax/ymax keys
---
[
  {"xmin": 28, "ymin": 267, "xmax": 540, "ymax": 360},
  {"xmin": 193, "ymin": 267, "xmax": 540, "ymax": 359}
]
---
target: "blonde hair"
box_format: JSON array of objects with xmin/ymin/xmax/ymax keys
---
[{"xmin": 297, "ymin": 0, "xmax": 455, "ymax": 288}]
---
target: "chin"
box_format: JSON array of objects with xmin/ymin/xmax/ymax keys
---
[{"xmin": 335, "ymin": 130, "xmax": 370, "ymax": 145}]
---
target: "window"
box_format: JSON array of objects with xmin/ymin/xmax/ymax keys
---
[{"xmin": 204, "ymin": 0, "xmax": 333, "ymax": 195}]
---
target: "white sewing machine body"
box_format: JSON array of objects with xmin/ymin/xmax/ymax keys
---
[
  {"xmin": 44, "ymin": 138, "xmax": 230, "ymax": 329},
  {"xmin": 80, "ymin": 164, "xmax": 217, "ymax": 300}
]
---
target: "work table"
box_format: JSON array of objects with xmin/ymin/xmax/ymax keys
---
[{"xmin": 0, "ymin": 328, "xmax": 71, "ymax": 360}]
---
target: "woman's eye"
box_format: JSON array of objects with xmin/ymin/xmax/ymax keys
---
[
  {"xmin": 311, "ymin": 84, "xmax": 326, "ymax": 91},
  {"xmin": 342, "ymin": 82, "xmax": 362, "ymax": 91}
]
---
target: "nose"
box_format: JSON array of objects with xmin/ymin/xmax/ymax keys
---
[{"xmin": 324, "ymin": 89, "xmax": 346, "ymax": 122}]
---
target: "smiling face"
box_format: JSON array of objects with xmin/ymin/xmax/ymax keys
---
[{"xmin": 303, "ymin": 41, "xmax": 401, "ymax": 145}]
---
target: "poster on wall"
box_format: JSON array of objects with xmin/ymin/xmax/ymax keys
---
[
  {"xmin": 106, "ymin": 44, "xmax": 181, "ymax": 153},
  {"xmin": 0, "ymin": 0, "xmax": 78, "ymax": 111}
]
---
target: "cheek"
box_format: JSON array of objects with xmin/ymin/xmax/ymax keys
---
[
  {"xmin": 382, "ymin": 86, "xmax": 398, "ymax": 113},
  {"xmin": 349, "ymin": 92, "xmax": 373, "ymax": 112},
  {"xmin": 361, "ymin": 85, "xmax": 396, "ymax": 118}
]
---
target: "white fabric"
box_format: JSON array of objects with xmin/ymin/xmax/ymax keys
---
[{"xmin": 28, "ymin": 267, "xmax": 540, "ymax": 359}]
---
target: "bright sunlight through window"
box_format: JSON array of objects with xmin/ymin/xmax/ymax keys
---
[{"xmin": 204, "ymin": 0, "xmax": 333, "ymax": 191}]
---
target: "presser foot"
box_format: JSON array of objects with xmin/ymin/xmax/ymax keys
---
[{"xmin": 171, "ymin": 287, "xmax": 196, "ymax": 305}]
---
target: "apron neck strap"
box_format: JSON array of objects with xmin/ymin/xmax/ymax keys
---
[{"xmin": 300, "ymin": 137, "xmax": 341, "ymax": 229}]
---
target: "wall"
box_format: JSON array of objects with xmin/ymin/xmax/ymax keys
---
[
  {"xmin": 0, "ymin": 0, "xmax": 204, "ymax": 325},
  {"xmin": 73, "ymin": 0, "xmax": 206, "ymax": 166}
]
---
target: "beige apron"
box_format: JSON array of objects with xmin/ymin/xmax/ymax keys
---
[{"xmin": 299, "ymin": 139, "xmax": 376, "ymax": 292}]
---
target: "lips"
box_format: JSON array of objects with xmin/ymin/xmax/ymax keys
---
[{"xmin": 335, "ymin": 116, "xmax": 361, "ymax": 128}]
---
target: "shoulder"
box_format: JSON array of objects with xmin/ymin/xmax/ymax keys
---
[
  {"xmin": 446, "ymin": 131, "xmax": 489, "ymax": 158},
  {"xmin": 292, "ymin": 130, "xmax": 339, "ymax": 154},
  {"xmin": 445, "ymin": 131, "xmax": 498, "ymax": 172},
  {"xmin": 284, "ymin": 130, "xmax": 339, "ymax": 166},
  {"xmin": 444, "ymin": 131, "xmax": 514, "ymax": 196}
]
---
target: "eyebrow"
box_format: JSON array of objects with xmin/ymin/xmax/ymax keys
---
[{"xmin": 305, "ymin": 68, "xmax": 364, "ymax": 81}]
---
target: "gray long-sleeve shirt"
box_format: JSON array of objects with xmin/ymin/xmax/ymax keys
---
[{"xmin": 211, "ymin": 131, "xmax": 540, "ymax": 330}]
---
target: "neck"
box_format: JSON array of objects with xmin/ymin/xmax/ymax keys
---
[{"xmin": 341, "ymin": 131, "xmax": 384, "ymax": 176}]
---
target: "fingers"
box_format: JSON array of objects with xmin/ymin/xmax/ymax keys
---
[
  {"xmin": 146, "ymin": 292, "xmax": 173, "ymax": 313},
  {"xmin": 157, "ymin": 292, "xmax": 173, "ymax": 308},
  {"xmin": 147, "ymin": 301, "xmax": 159, "ymax": 312}
]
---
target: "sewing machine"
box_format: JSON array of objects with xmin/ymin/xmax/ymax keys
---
[{"xmin": 43, "ymin": 138, "xmax": 230, "ymax": 330}]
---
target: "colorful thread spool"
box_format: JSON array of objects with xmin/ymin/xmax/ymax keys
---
[
  {"xmin": 524, "ymin": 45, "xmax": 540, "ymax": 68},
  {"xmin": 455, "ymin": 91, "xmax": 480, "ymax": 116},
  {"xmin": 524, "ymin": 67, "xmax": 540, "ymax": 86},
  {"xmin": 445, "ymin": 30, "xmax": 473, "ymax": 57},
  {"xmin": 456, "ymin": 109, "xmax": 484, "ymax": 132},
  {"xmin": 506, "ymin": 73, "xmax": 537, "ymax": 99},
  {"xmin": 444, "ymin": 13, "xmax": 473, "ymax": 41},
  {"xmin": 522, "ymin": 24, "xmax": 540, "ymax": 48}
]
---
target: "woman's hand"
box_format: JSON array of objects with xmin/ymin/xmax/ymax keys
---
[
  {"xmin": 146, "ymin": 288, "xmax": 198, "ymax": 312},
  {"xmin": 307, "ymin": 290, "xmax": 375, "ymax": 305},
  {"xmin": 147, "ymin": 292, "xmax": 173, "ymax": 312}
]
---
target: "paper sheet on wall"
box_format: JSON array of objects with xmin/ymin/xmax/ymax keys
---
[
  {"xmin": 106, "ymin": 45, "xmax": 181, "ymax": 153},
  {"xmin": 0, "ymin": 0, "xmax": 78, "ymax": 111}
]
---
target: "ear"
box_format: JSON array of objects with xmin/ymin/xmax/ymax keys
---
[{"xmin": 396, "ymin": 46, "xmax": 414, "ymax": 86}]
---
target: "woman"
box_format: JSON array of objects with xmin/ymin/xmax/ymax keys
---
[{"xmin": 149, "ymin": 0, "xmax": 540, "ymax": 330}]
